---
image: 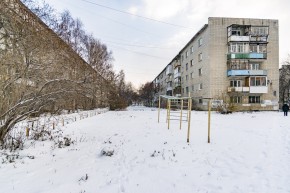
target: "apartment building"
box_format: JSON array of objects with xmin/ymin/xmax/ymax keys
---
[{"xmin": 153, "ymin": 17, "xmax": 279, "ymax": 111}]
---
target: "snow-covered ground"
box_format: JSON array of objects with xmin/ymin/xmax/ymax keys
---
[{"xmin": 1, "ymin": 106, "xmax": 290, "ymax": 193}]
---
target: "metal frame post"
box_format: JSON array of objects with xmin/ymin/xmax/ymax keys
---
[
  {"xmin": 208, "ymin": 99, "xmax": 211, "ymax": 143},
  {"xmin": 158, "ymin": 96, "xmax": 161, "ymax": 123}
]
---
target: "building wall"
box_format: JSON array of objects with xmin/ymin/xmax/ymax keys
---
[
  {"xmin": 153, "ymin": 17, "xmax": 279, "ymax": 111},
  {"xmin": 208, "ymin": 17, "xmax": 279, "ymax": 103}
]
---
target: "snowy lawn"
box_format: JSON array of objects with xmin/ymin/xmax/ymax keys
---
[{"xmin": 1, "ymin": 106, "xmax": 290, "ymax": 193}]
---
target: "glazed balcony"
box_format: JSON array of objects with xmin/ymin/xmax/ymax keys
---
[
  {"xmin": 174, "ymin": 72, "xmax": 181, "ymax": 78},
  {"xmin": 166, "ymin": 65, "xmax": 173, "ymax": 75},
  {"xmin": 167, "ymin": 86, "xmax": 173, "ymax": 91},
  {"xmin": 174, "ymin": 81, "xmax": 181, "ymax": 87},
  {"xmin": 227, "ymin": 53, "xmax": 267, "ymax": 60},
  {"xmin": 227, "ymin": 70, "xmax": 267, "ymax": 77}
]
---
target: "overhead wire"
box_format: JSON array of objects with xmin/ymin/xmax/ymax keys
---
[
  {"xmin": 105, "ymin": 40, "xmax": 176, "ymax": 50},
  {"xmin": 108, "ymin": 44, "xmax": 170, "ymax": 61},
  {"xmin": 79, "ymin": 0, "xmax": 194, "ymax": 30}
]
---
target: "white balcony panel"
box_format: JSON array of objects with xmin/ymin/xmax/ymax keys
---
[
  {"xmin": 228, "ymin": 36, "xmax": 250, "ymax": 42},
  {"xmin": 250, "ymin": 86, "xmax": 268, "ymax": 93},
  {"xmin": 228, "ymin": 87, "xmax": 249, "ymax": 92},
  {"xmin": 166, "ymin": 65, "xmax": 173, "ymax": 75},
  {"xmin": 174, "ymin": 72, "xmax": 181, "ymax": 78}
]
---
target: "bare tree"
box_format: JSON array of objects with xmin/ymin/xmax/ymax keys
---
[
  {"xmin": 279, "ymin": 55, "xmax": 290, "ymax": 104},
  {"xmin": 20, "ymin": 0, "xmax": 58, "ymax": 30},
  {"xmin": 0, "ymin": 0, "xmax": 106, "ymax": 143},
  {"xmin": 139, "ymin": 82, "xmax": 155, "ymax": 107}
]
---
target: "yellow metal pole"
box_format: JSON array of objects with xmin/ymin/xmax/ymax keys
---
[
  {"xmin": 208, "ymin": 99, "xmax": 211, "ymax": 143},
  {"xmin": 187, "ymin": 98, "xmax": 192, "ymax": 143},
  {"xmin": 187, "ymin": 92, "xmax": 190, "ymax": 121},
  {"xmin": 166, "ymin": 99, "xmax": 169, "ymax": 125},
  {"xmin": 26, "ymin": 127, "xmax": 30, "ymax": 137},
  {"xmin": 168, "ymin": 99, "xmax": 171, "ymax": 129},
  {"xmin": 158, "ymin": 96, "xmax": 161, "ymax": 123},
  {"xmin": 180, "ymin": 99, "xmax": 183, "ymax": 130}
]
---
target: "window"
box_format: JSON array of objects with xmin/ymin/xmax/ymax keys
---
[
  {"xmin": 198, "ymin": 38, "xmax": 203, "ymax": 47},
  {"xmin": 192, "ymin": 85, "xmax": 194, "ymax": 91},
  {"xmin": 250, "ymin": 44, "xmax": 267, "ymax": 53},
  {"xmin": 186, "ymin": 63, "xmax": 188, "ymax": 70},
  {"xmin": 186, "ymin": 75, "xmax": 188, "ymax": 81},
  {"xmin": 250, "ymin": 77, "xmax": 266, "ymax": 86},
  {"xmin": 186, "ymin": 87, "xmax": 189, "ymax": 93},
  {"xmin": 199, "ymin": 83, "xmax": 203, "ymax": 90},
  {"xmin": 190, "ymin": 72, "xmax": 193, "ymax": 79},
  {"xmin": 250, "ymin": 44, "xmax": 258, "ymax": 53},
  {"xmin": 250, "ymin": 63, "xmax": 260, "ymax": 70},
  {"xmin": 199, "ymin": 99, "xmax": 203, "ymax": 104},
  {"xmin": 190, "ymin": 59, "xmax": 193, "ymax": 67},
  {"xmin": 181, "ymin": 55, "xmax": 184, "ymax": 62},
  {"xmin": 229, "ymin": 43, "xmax": 248, "ymax": 53},
  {"xmin": 231, "ymin": 27, "xmax": 241, "ymax": 36},
  {"xmin": 191, "ymin": 46, "xmax": 194, "ymax": 53},
  {"xmin": 251, "ymin": 27, "xmax": 269, "ymax": 36},
  {"xmin": 230, "ymin": 96, "xmax": 242, "ymax": 103},
  {"xmin": 230, "ymin": 80, "xmax": 241, "ymax": 87},
  {"xmin": 198, "ymin": 68, "xmax": 202, "ymax": 76},
  {"xmin": 198, "ymin": 53, "xmax": 203, "ymax": 61},
  {"xmin": 249, "ymin": 96, "xmax": 260, "ymax": 103},
  {"xmin": 186, "ymin": 51, "xmax": 189, "ymax": 58}
]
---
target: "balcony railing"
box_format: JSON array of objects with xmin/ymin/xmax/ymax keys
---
[
  {"xmin": 228, "ymin": 87, "xmax": 249, "ymax": 92},
  {"xmin": 250, "ymin": 36, "xmax": 268, "ymax": 42},
  {"xmin": 227, "ymin": 70, "xmax": 267, "ymax": 76},
  {"xmin": 227, "ymin": 53, "xmax": 267, "ymax": 60},
  {"xmin": 250, "ymin": 86, "xmax": 268, "ymax": 94},
  {"xmin": 227, "ymin": 86, "xmax": 268, "ymax": 93},
  {"xmin": 167, "ymin": 86, "xmax": 173, "ymax": 91},
  {"xmin": 228, "ymin": 36, "xmax": 268, "ymax": 42},
  {"xmin": 228, "ymin": 36, "xmax": 250, "ymax": 42}
]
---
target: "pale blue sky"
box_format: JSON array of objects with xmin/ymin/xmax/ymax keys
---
[{"xmin": 48, "ymin": 0, "xmax": 290, "ymax": 88}]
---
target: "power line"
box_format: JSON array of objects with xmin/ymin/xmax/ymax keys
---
[
  {"xmin": 106, "ymin": 40, "xmax": 175, "ymax": 50},
  {"xmin": 79, "ymin": 0, "xmax": 194, "ymax": 29},
  {"xmin": 109, "ymin": 44, "xmax": 169, "ymax": 61}
]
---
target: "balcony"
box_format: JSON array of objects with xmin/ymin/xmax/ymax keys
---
[
  {"xmin": 174, "ymin": 81, "xmax": 181, "ymax": 87},
  {"xmin": 174, "ymin": 72, "xmax": 181, "ymax": 78},
  {"xmin": 166, "ymin": 79, "xmax": 172, "ymax": 83},
  {"xmin": 250, "ymin": 86, "xmax": 268, "ymax": 94},
  {"xmin": 227, "ymin": 70, "xmax": 267, "ymax": 76},
  {"xmin": 166, "ymin": 65, "xmax": 173, "ymax": 75},
  {"xmin": 227, "ymin": 53, "xmax": 267, "ymax": 60},
  {"xmin": 228, "ymin": 87, "xmax": 249, "ymax": 92}
]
